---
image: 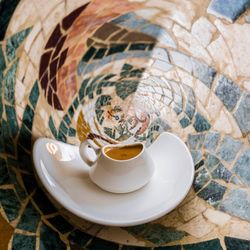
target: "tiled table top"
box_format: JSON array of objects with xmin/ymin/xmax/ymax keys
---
[{"xmin": 0, "ymin": 0, "xmax": 250, "ymax": 249}]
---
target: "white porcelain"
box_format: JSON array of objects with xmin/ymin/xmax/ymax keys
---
[
  {"xmin": 32, "ymin": 132, "xmax": 194, "ymax": 226},
  {"xmin": 79, "ymin": 141, "xmax": 155, "ymax": 193}
]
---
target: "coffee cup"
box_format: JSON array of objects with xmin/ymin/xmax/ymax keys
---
[{"xmin": 79, "ymin": 140, "xmax": 155, "ymax": 193}]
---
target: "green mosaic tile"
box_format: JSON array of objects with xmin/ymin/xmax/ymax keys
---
[
  {"xmin": 57, "ymin": 131, "xmax": 67, "ymax": 142},
  {"xmin": 138, "ymin": 224, "xmax": 187, "ymax": 245},
  {"xmin": 22, "ymin": 105, "xmax": 34, "ymax": 131},
  {"xmin": 68, "ymin": 229, "xmax": 92, "ymax": 247},
  {"xmin": 1, "ymin": 119, "xmax": 15, "ymax": 155},
  {"xmin": 180, "ymin": 116, "xmax": 191, "ymax": 128},
  {"xmin": 193, "ymin": 113, "xmax": 211, "ymax": 132},
  {"xmin": 4, "ymin": 60, "xmax": 18, "ymax": 104},
  {"xmin": 94, "ymin": 48, "xmax": 107, "ymax": 59},
  {"xmin": 12, "ymin": 233, "xmax": 36, "ymax": 250},
  {"xmin": 0, "ymin": 44, "xmax": 6, "ymax": 72},
  {"xmin": 122, "ymin": 246, "xmax": 152, "ymax": 250},
  {"xmin": 193, "ymin": 168, "xmax": 210, "ymax": 192},
  {"xmin": 17, "ymin": 144, "xmax": 33, "ymax": 172},
  {"xmin": 0, "ymin": 157, "xmax": 10, "ymax": 185},
  {"xmin": 29, "ymin": 80, "xmax": 40, "ymax": 109},
  {"xmin": 81, "ymin": 46, "xmax": 96, "ymax": 62},
  {"xmin": 33, "ymin": 188, "xmax": 56, "ymax": 215},
  {"xmin": 115, "ymin": 80, "xmax": 139, "ymax": 100},
  {"xmin": 18, "ymin": 125, "xmax": 32, "ymax": 151},
  {"xmin": 17, "ymin": 201, "xmax": 40, "ymax": 232},
  {"xmin": 63, "ymin": 114, "xmax": 71, "ymax": 126},
  {"xmin": 79, "ymin": 78, "xmax": 90, "ymax": 100},
  {"xmin": 154, "ymin": 246, "xmax": 181, "ymax": 250},
  {"xmin": 48, "ymin": 215, "xmax": 74, "ymax": 234},
  {"xmin": 68, "ymin": 127, "xmax": 76, "ymax": 137},
  {"xmin": 0, "ymin": 188, "xmax": 20, "ymax": 222},
  {"xmin": 183, "ymin": 239, "xmax": 223, "ymax": 250},
  {"xmin": 49, "ymin": 116, "xmax": 58, "ymax": 138},
  {"xmin": 129, "ymin": 43, "xmax": 148, "ymax": 51},
  {"xmin": 68, "ymin": 105, "xmax": 74, "ymax": 118},
  {"xmin": 225, "ymin": 236, "xmax": 250, "ymax": 250},
  {"xmin": 40, "ymin": 223, "xmax": 66, "ymax": 250},
  {"xmin": 5, "ymin": 105, "xmax": 19, "ymax": 138},
  {"xmin": 107, "ymin": 44, "xmax": 127, "ymax": 55},
  {"xmin": 59, "ymin": 121, "xmax": 68, "ymax": 135},
  {"xmin": 6, "ymin": 27, "xmax": 32, "ymax": 62},
  {"xmin": 73, "ymin": 97, "xmax": 79, "ymax": 109},
  {"xmin": 87, "ymin": 237, "xmax": 119, "ymax": 250},
  {"xmin": 0, "ymin": 0, "xmax": 20, "ymax": 40}
]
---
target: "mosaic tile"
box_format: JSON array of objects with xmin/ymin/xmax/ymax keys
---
[
  {"xmin": 0, "ymin": 213, "xmax": 14, "ymax": 250},
  {"xmin": 191, "ymin": 150, "xmax": 202, "ymax": 166},
  {"xmin": 33, "ymin": 188, "xmax": 57, "ymax": 215},
  {"xmin": 12, "ymin": 233, "xmax": 36, "ymax": 250},
  {"xmin": 40, "ymin": 223, "xmax": 66, "ymax": 250},
  {"xmin": 217, "ymin": 136, "xmax": 243, "ymax": 162},
  {"xmin": 219, "ymin": 188, "xmax": 250, "ymax": 221},
  {"xmin": 22, "ymin": 105, "xmax": 34, "ymax": 131},
  {"xmin": 215, "ymin": 75, "xmax": 241, "ymax": 111},
  {"xmin": 193, "ymin": 168, "xmax": 210, "ymax": 192},
  {"xmin": 0, "ymin": 0, "xmax": 20, "ymax": 40},
  {"xmin": 49, "ymin": 116, "xmax": 58, "ymax": 138},
  {"xmin": 211, "ymin": 163, "xmax": 232, "ymax": 183},
  {"xmin": 232, "ymin": 150, "xmax": 250, "ymax": 187},
  {"xmin": 17, "ymin": 144, "xmax": 32, "ymax": 172},
  {"xmin": 68, "ymin": 229, "xmax": 92, "ymax": 247},
  {"xmin": 225, "ymin": 236, "xmax": 250, "ymax": 250},
  {"xmin": 198, "ymin": 181, "xmax": 226, "ymax": 207},
  {"xmin": 180, "ymin": 116, "xmax": 191, "ymax": 128},
  {"xmin": 204, "ymin": 132, "xmax": 220, "ymax": 152},
  {"xmin": 5, "ymin": 105, "xmax": 19, "ymax": 138},
  {"xmin": 4, "ymin": 60, "xmax": 18, "ymax": 104},
  {"xmin": 29, "ymin": 80, "xmax": 40, "ymax": 109},
  {"xmin": 17, "ymin": 201, "xmax": 40, "ymax": 232},
  {"xmin": 48, "ymin": 215, "xmax": 74, "ymax": 234},
  {"xmin": 207, "ymin": 0, "xmax": 250, "ymax": 22},
  {"xmin": 205, "ymin": 153, "xmax": 220, "ymax": 171},
  {"xmin": 0, "ymin": 44, "xmax": 6, "ymax": 72},
  {"xmin": 21, "ymin": 173, "xmax": 37, "ymax": 194},
  {"xmin": 87, "ymin": 237, "xmax": 119, "ymax": 250},
  {"xmin": 1, "ymin": 120, "xmax": 15, "ymax": 155},
  {"xmin": 68, "ymin": 127, "xmax": 76, "ymax": 137},
  {"xmin": 183, "ymin": 239, "xmax": 223, "ymax": 250},
  {"xmin": 0, "ymin": 188, "xmax": 20, "ymax": 222},
  {"xmin": 45, "ymin": 24, "xmax": 62, "ymax": 49},
  {"xmin": 6, "ymin": 27, "xmax": 31, "ymax": 62},
  {"xmin": 0, "ymin": 157, "xmax": 9, "ymax": 185},
  {"xmin": 18, "ymin": 125, "xmax": 32, "ymax": 151},
  {"xmin": 234, "ymin": 94, "xmax": 250, "ymax": 135},
  {"xmin": 187, "ymin": 134, "xmax": 205, "ymax": 150},
  {"xmin": 193, "ymin": 113, "xmax": 211, "ymax": 132},
  {"xmin": 154, "ymin": 246, "xmax": 181, "ymax": 250}
]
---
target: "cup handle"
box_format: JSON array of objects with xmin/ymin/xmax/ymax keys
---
[{"xmin": 79, "ymin": 141, "xmax": 101, "ymax": 167}]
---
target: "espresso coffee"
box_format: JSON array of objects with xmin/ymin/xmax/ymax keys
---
[{"xmin": 104, "ymin": 144, "xmax": 143, "ymax": 160}]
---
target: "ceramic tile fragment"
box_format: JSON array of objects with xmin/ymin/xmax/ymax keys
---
[
  {"xmin": 225, "ymin": 236, "xmax": 250, "ymax": 250},
  {"xmin": 204, "ymin": 209, "xmax": 231, "ymax": 227},
  {"xmin": 183, "ymin": 239, "xmax": 223, "ymax": 250},
  {"xmin": 12, "ymin": 233, "xmax": 36, "ymax": 250}
]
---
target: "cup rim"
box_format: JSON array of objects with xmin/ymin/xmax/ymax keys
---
[{"xmin": 101, "ymin": 142, "xmax": 145, "ymax": 162}]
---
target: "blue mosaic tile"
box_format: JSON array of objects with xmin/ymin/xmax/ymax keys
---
[
  {"xmin": 6, "ymin": 27, "xmax": 31, "ymax": 62},
  {"xmin": 12, "ymin": 233, "xmax": 36, "ymax": 250},
  {"xmin": 180, "ymin": 116, "xmax": 191, "ymax": 128},
  {"xmin": 170, "ymin": 51, "xmax": 192, "ymax": 73},
  {"xmin": 205, "ymin": 153, "xmax": 220, "ymax": 171},
  {"xmin": 68, "ymin": 229, "xmax": 92, "ymax": 247},
  {"xmin": 138, "ymin": 224, "xmax": 187, "ymax": 245},
  {"xmin": 234, "ymin": 94, "xmax": 250, "ymax": 135},
  {"xmin": 0, "ymin": 188, "xmax": 20, "ymax": 222},
  {"xmin": 183, "ymin": 239, "xmax": 223, "ymax": 250},
  {"xmin": 17, "ymin": 201, "xmax": 40, "ymax": 232},
  {"xmin": 193, "ymin": 168, "xmax": 210, "ymax": 192},
  {"xmin": 230, "ymin": 175, "xmax": 243, "ymax": 185},
  {"xmin": 191, "ymin": 58, "xmax": 216, "ymax": 88},
  {"xmin": 193, "ymin": 113, "xmax": 211, "ymax": 132},
  {"xmin": 191, "ymin": 150, "xmax": 203, "ymax": 165},
  {"xmin": 40, "ymin": 223, "xmax": 66, "ymax": 250},
  {"xmin": 140, "ymin": 24, "xmax": 176, "ymax": 48},
  {"xmin": 232, "ymin": 150, "xmax": 250, "ymax": 187},
  {"xmin": 185, "ymin": 104, "xmax": 195, "ymax": 120},
  {"xmin": 151, "ymin": 47, "xmax": 169, "ymax": 62},
  {"xmin": 48, "ymin": 215, "xmax": 74, "ymax": 234},
  {"xmin": 215, "ymin": 75, "xmax": 241, "ymax": 111},
  {"xmin": 207, "ymin": 0, "xmax": 250, "ymax": 22},
  {"xmin": 198, "ymin": 181, "xmax": 226, "ymax": 207},
  {"xmin": 217, "ymin": 136, "xmax": 243, "ymax": 162},
  {"xmin": 225, "ymin": 236, "xmax": 250, "ymax": 250},
  {"xmin": 211, "ymin": 163, "xmax": 232, "ymax": 183},
  {"xmin": 87, "ymin": 237, "xmax": 119, "ymax": 250},
  {"xmin": 219, "ymin": 188, "xmax": 250, "ymax": 221},
  {"xmin": 29, "ymin": 80, "xmax": 40, "ymax": 109},
  {"xmin": 4, "ymin": 60, "xmax": 18, "ymax": 104},
  {"xmin": 5, "ymin": 105, "xmax": 19, "ymax": 138},
  {"xmin": 204, "ymin": 132, "xmax": 220, "ymax": 152},
  {"xmin": 187, "ymin": 134, "xmax": 205, "ymax": 150}
]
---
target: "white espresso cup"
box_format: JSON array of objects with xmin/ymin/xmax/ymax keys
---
[{"xmin": 79, "ymin": 141, "xmax": 155, "ymax": 193}]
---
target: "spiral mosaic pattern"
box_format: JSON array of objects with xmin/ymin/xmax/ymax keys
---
[{"xmin": 0, "ymin": 0, "xmax": 250, "ymax": 249}]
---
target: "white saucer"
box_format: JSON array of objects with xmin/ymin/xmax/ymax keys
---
[{"xmin": 32, "ymin": 132, "xmax": 194, "ymax": 226}]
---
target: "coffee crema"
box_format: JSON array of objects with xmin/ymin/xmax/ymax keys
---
[{"xmin": 104, "ymin": 144, "xmax": 143, "ymax": 160}]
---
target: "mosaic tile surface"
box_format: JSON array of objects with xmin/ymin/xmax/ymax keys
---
[{"xmin": 0, "ymin": 0, "xmax": 250, "ymax": 249}]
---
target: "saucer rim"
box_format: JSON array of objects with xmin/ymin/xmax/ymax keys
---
[{"xmin": 32, "ymin": 132, "xmax": 194, "ymax": 226}]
